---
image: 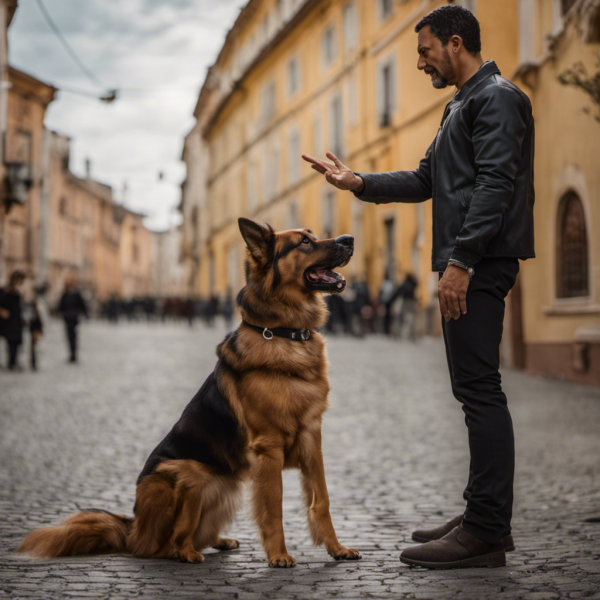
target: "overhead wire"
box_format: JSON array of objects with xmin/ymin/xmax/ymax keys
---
[{"xmin": 33, "ymin": 0, "xmax": 106, "ymax": 91}]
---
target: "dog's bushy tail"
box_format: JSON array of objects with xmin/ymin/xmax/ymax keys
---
[{"xmin": 18, "ymin": 510, "xmax": 134, "ymax": 558}]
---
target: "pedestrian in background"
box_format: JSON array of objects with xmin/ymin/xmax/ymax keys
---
[
  {"xmin": 0, "ymin": 270, "xmax": 26, "ymax": 371},
  {"xmin": 394, "ymin": 273, "xmax": 418, "ymax": 341},
  {"xmin": 27, "ymin": 284, "xmax": 47, "ymax": 371},
  {"xmin": 58, "ymin": 274, "xmax": 88, "ymax": 364},
  {"xmin": 304, "ymin": 4, "xmax": 534, "ymax": 569}
]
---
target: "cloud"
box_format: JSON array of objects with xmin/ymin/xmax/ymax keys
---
[{"xmin": 8, "ymin": 0, "xmax": 244, "ymax": 230}]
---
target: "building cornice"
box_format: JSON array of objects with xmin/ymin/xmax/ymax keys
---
[{"xmin": 200, "ymin": 0, "xmax": 323, "ymax": 136}]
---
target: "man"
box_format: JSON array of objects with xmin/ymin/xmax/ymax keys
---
[
  {"xmin": 303, "ymin": 5, "xmax": 534, "ymax": 569},
  {"xmin": 58, "ymin": 273, "xmax": 88, "ymax": 363},
  {"xmin": 0, "ymin": 270, "xmax": 26, "ymax": 370}
]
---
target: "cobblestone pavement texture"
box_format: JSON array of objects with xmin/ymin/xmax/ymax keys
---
[{"xmin": 1, "ymin": 320, "xmax": 599, "ymax": 600}]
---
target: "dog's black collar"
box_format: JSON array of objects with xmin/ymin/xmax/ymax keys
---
[{"xmin": 242, "ymin": 321, "xmax": 312, "ymax": 342}]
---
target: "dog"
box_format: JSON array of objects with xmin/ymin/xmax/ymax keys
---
[{"xmin": 18, "ymin": 218, "xmax": 361, "ymax": 568}]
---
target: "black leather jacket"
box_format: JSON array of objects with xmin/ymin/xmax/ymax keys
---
[{"xmin": 354, "ymin": 61, "xmax": 535, "ymax": 271}]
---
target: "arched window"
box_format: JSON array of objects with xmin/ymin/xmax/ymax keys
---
[{"xmin": 557, "ymin": 191, "xmax": 589, "ymax": 298}]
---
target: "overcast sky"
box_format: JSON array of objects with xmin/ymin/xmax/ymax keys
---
[{"xmin": 8, "ymin": 0, "xmax": 244, "ymax": 230}]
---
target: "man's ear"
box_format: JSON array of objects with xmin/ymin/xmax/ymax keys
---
[{"xmin": 238, "ymin": 218, "xmax": 274, "ymax": 264}]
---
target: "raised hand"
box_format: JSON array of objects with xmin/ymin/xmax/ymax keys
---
[{"xmin": 302, "ymin": 151, "xmax": 364, "ymax": 192}]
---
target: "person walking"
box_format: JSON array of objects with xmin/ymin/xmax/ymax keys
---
[
  {"xmin": 58, "ymin": 274, "xmax": 88, "ymax": 364},
  {"xmin": 303, "ymin": 5, "xmax": 534, "ymax": 569},
  {"xmin": 394, "ymin": 274, "xmax": 418, "ymax": 341},
  {"xmin": 0, "ymin": 270, "xmax": 26, "ymax": 370},
  {"xmin": 27, "ymin": 284, "xmax": 47, "ymax": 371}
]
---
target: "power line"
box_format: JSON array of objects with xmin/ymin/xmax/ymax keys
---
[{"xmin": 33, "ymin": 0, "xmax": 106, "ymax": 91}]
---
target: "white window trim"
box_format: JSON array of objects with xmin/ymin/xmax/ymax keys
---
[
  {"xmin": 321, "ymin": 24, "xmax": 337, "ymax": 70},
  {"xmin": 343, "ymin": 0, "xmax": 359, "ymax": 53},
  {"xmin": 376, "ymin": 0, "xmax": 393, "ymax": 23},
  {"xmin": 455, "ymin": 0, "xmax": 477, "ymax": 14},
  {"xmin": 288, "ymin": 128, "xmax": 301, "ymax": 186},
  {"xmin": 286, "ymin": 54, "xmax": 301, "ymax": 98},
  {"xmin": 376, "ymin": 53, "xmax": 397, "ymax": 128},
  {"xmin": 328, "ymin": 92, "xmax": 344, "ymax": 158}
]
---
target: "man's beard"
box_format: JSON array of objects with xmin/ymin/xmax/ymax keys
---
[{"xmin": 427, "ymin": 47, "xmax": 455, "ymax": 89}]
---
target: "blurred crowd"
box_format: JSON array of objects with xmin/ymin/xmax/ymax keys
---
[
  {"xmin": 1, "ymin": 269, "xmax": 419, "ymax": 372},
  {"xmin": 99, "ymin": 294, "xmax": 235, "ymax": 330},
  {"xmin": 325, "ymin": 274, "xmax": 418, "ymax": 339}
]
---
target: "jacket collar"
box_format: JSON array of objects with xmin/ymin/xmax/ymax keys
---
[{"xmin": 454, "ymin": 61, "xmax": 500, "ymax": 101}]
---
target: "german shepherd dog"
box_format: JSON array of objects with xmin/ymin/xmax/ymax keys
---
[{"xmin": 19, "ymin": 218, "xmax": 360, "ymax": 568}]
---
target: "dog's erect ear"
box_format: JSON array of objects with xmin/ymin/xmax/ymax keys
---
[{"xmin": 238, "ymin": 218, "xmax": 274, "ymax": 264}]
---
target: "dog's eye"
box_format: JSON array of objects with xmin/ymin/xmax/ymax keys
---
[{"xmin": 302, "ymin": 237, "xmax": 310, "ymax": 244}]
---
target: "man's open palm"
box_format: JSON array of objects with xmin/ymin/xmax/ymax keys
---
[{"xmin": 302, "ymin": 151, "xmax": 363, "ymax": 192}]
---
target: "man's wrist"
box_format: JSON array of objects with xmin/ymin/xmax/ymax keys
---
[
  {"xmin": 447, "ymin": 259, "xmax": 475, "ymax": 280},
  {"xmin": 351, "ymin": 175, "xmax": 365, "ymax": 194}
]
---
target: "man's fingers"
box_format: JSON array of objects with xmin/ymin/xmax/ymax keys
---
[
  {"xmin": 449, "ymin": 294, "xmax": 461, "ymax": 320},
  {"xmin": 438, "ymin": 290, "xmax": 450, "ymax": 322},
  {"xmin": 326, "ymin": 151, "xmax": 345, "ymax": 170},
  {"xmin": 459, "ymin": 293, "xmax": 467, "ymax": 315},
  {"xmin": 310, "ymin": 163, "xmax": 327, "ymax": 175},
  {"xmin": 302, "ymin": 154, "xmax": 334, "ymax": 172}
]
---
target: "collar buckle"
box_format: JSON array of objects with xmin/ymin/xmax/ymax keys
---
[{"xmin": 263, "ymin": 328, "xmax": 274, "ymax": 340}]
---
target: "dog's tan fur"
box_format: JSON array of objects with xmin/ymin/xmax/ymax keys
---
[{"xmin": 19, "ymin": 219, "xmax": 360, "ymax": 567}]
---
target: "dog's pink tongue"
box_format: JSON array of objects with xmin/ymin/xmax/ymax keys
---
[{"xmin": 316, "ymin": 268, "xmax": 338, "ymax": 283}]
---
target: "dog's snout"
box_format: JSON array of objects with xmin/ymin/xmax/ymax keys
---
[{"xmin": 335, "ymin": 235, "xmax": 354, "ymax": 248}]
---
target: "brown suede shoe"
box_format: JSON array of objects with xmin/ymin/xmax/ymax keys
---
[
  {"xmin": 412, "ymin": 515, "xmax": 515, "ymax": 552},
  {"xmin": 401, "ymin": 525, "xmax": 506, "ymax": 569}
]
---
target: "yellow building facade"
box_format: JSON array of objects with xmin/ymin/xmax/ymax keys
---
[
  {"xmin": 513, "ymin": 0, "xmax": 600, "ymax": 384},
  {"xmin": 182, "ymin": 0, "xmax": 600, "ymax": 382}
]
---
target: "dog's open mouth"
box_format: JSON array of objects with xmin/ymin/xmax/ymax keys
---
[{"xmin": 304, "ymin": 266, "xmax": 347, "ymax": 293}]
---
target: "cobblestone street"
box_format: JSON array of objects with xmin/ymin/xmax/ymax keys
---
[{"xmin": 1, "ymin": 319, "xmax": 599, "ymax": 600}]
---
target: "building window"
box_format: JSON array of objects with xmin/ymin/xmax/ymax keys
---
[
  {"xmin": 287, "ymin": 198, "xmax": 299, "ymax": 230},
  {"xmin": 557, "ymin": 191, "xmax": 589, "ymax": 298},
  {"xmin": 247, "ymin": 160, "xmax": 258, "ymax": 212},
  {"xmin": 561, "ymin": 0, "xmax": 577, "ymax": 15},
  {"xmin": 377, "ymin": 0, "xmax": 393, "ymax": 22},
  {"xmin": 260, "ymin": 79, "xmax": 276, "ymax": 124},
  {"xmin": 348, "ymin": 71, "xmax": 359, "ymax": 127},
  {"xmin": 288, "ymin": 129, "xmax": 301, "ymax": 186},
  {"xmin": 322, "ymin": 187, "xmax": 335, "ymax": 238},
  {"xmin": 454, "ymin": 0, "xmax": 477, "ymax": 14},
  {"xmin": 59, "ymin": 197, "xmax": 68, "ymax": 215},
  {"xmin": 321, "ymin": 24, "xmax": 337, "ymax": 69},
  {"xmin": 343, "ymin": 1, "xmax": 359, "ymax": 52},
  {"xmin": 376, "ymin": 55, "xmax": 397, "ymax": 127},
  {"xmin": 313, "ymin": 111, "xmax": 323, "ymax": 156},
  {"xmin": 286, "ymin": 55, "xmax": 301, "ymax": 97},
  {"xmin": 328, "ymin": 93, "xmax": 344, "ymax": 158},
  {"xmin": 518, "ymin": 0, "xmax": 536, "ymax": 63},
  {"xmin": 263, "ymin": 138, "xmax": 280, "ymax": 202}
]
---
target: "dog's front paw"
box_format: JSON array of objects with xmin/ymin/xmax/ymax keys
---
[
  {"xmin": 268, "ymin": 553, "xmax": 297, "ymax": 568},
  {"xmin": 213, "ymin": 538, "xmax": 240, "ymax": 551},
  {"xmin": 178, "ymin": 549, "xmax": 205, "ymax": 563},
  {"xmin": 330, "ymin": 546, "xmax": 362, "ymax": 561}
]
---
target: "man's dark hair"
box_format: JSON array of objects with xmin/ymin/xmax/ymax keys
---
[
  {"xmin": 415, "ymin": 5, "xmax": 481, "ymax": 55},
  {"xmin": 9, "ymin": 270, "xmax": 26, "ymax": 285}
]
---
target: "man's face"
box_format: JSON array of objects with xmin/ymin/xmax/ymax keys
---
[{"xmin": 417, "ymin": 25, "xmax": 456, "ymax": 89}]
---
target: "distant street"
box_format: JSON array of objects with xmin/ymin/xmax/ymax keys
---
[{"xmin": 1, "ymin": 320, "xmax": 599, "ymax": 600}]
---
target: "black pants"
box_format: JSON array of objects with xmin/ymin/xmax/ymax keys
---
[
  {"xmin": 441, "ymin": 258, "xmax": 520, "ymax": 545},
  {"xmin": 64, "ymin": 320, "xmax": 78, "ymax": 361},
  {"xmin": 6, "ymin": 339, "xmax": 21, "ymax": 369}
]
